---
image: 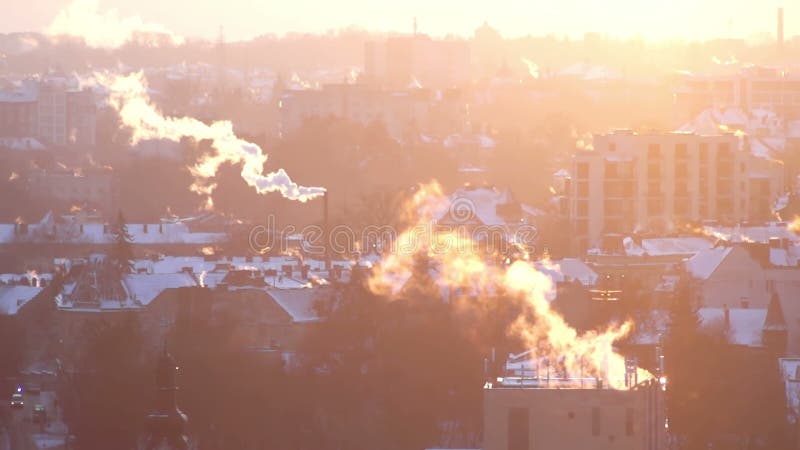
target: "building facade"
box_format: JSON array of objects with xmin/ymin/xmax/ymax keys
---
[
  {"xmin": 567, "ymin": 131, "xmax": 784, "ymax": 250},
  {"xmin": 364, "ymin": 34, "xmax": 470, "ymax": 89},
  {"xmin": 483, "ymin": 381, "xmax": 665, "ymax": 450},
  {"xmin": 279, "ymin": 83, "xmax": 467, "ymax": 140},
  {"xmin": 674, "ymin": 66, "xmax": 800, "ymax": 125},
  {"xmin": 0, "ymin": 79, "xmax": 96, "ymax": 147}
]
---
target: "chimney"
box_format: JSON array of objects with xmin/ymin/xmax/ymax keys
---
[
  {"xmin": 778, "ymin": 7, "xmax": 784, "ymax": 53},
  {"xmin": 723, "ymin": 303, "xmax": 730, "ymax": 329}
]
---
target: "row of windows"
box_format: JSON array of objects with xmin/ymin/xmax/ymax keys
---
[{"xmin": 507, "ymin": 406, "xmax": 635, "ymax": 450}]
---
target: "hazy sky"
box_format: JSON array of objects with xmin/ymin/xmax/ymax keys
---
[{"xmin": 0, "ymin": 0, "xmax": 795, "ymax": 43}]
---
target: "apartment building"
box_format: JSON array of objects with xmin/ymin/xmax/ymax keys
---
[
  {"xmin": 0, "ymin": 79, "xmax": 96, "ymax": 147},
  {"xmin": 26, "ymin": 166, "xmax": 115, "ymax": 211},
  {"xmin": 674, "ymin": 66, "xmax": 800, "ymax": 125},
  {"xmin": 364, "ymin": 34, "xmax": 470, "ymax": 89},
  {"xmin": 567, "ymin": 131, "xmax": 784, "ymax": 250},
  {"xmin": 0, "ymin": 80, "xmax": 37, "ymax": 137}
]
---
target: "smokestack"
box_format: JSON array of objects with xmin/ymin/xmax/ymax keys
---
[
  {"xmin": 778, "ymin": 7, "xmax": 784, "ymax": 53},
  {"xmin": 723, "ymin": 304, "xmax": 730, "ymax": 329}
]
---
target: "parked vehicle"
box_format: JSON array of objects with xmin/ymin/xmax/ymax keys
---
[
  {"xmin": 33, "ymin": 404, "xmax": 46, "ymax": 423},
  {"xmin": 10, "ymin": 393, "xmax": 23, "ymax": 408}
]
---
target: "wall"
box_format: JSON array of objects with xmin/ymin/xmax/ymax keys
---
[{"xmin": 483, "ymin": 384, "xmax": 664, "ymax": 450}]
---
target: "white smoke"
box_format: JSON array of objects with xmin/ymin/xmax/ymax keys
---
[
  {"xmin": 46, "ymin": 0, "xmax": 184, "ymax": 48},
  {"xmin": 97, "ymin": 71, "xmax": 325, "ymax": 206},
  {"xmin": 520, "ymin": 57, "xmax": 540, "ymax": 79}
]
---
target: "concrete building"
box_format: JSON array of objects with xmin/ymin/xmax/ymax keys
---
[
  {"xmin": 364, "ymin": 34, "xmax": 470, "ymax": 89},
  {"xmin": 279, "ymin": 83, "xmax": 467, "ymax": 140},
  {"xmin": 0, "ymin": 79, "xmax": 96, "ymax": 147},
  {"xmin": 674, "ymin": 66, "xmax": 800, "ymax": 125},
  {"xmin": 567, "ymin": 131, "xmax": 784, "ymax": 250},
  {"xmin": 0, "ymin": 80, "xmax": 37, "ymax": 138},
  {"xmin": 483, "ymin": 379, "xmax": 665, "ymax": 450},
  {"xmin": 26, "ymin": 166, "xmax": 115, "ymax": 211}
]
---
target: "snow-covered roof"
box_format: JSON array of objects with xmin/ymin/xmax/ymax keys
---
[
  {"xmin": 640, "ymin": 237, "xmax": 714, "ymax": 256},
  {"xmin": 0, "ymin": 80, "xmax": 37, "ymax": 102},
  {"xmin": 769, "ymin": 245, "xmax": 800, "ymax": 267},
  {"xmin": 704, "ymin": 224, "xmax": 799, "ymax": 244},
  {"xmin": 780, "ymin": 357, "xmax": 800, "ymax": 422},
  {"xmin": 443, "ymin": 133, "xmax": 496, "ymax": 149},
  {"xmin": 628, "ymin": 309, "xmax": 670, "ymax": 345},
  {"xmin": 534, "ymin": 258, "xmax": 597, "ymax": 286},
  {"xmin": 558, "ymin": 63, "xmax": 622, "ymax": 81},
  {"xmin": 0, "ymin": 219, "xmax": 228, "ymax": 245},
  {"xmin": 698, "ymin": 307, "xmax": 766, "ymax": 347},
  {"xmin": 123, "ymin": 273, "xmax": 197, "ymax": 306},
  {"xmin": 622, "ymin": 236, "xmax": 713, "ymax": 257},
  {"xmin": 631, "ymin": 307, "xmax": 766, "ymax": 347},
  {"xmin": 686, "ymin": 247, "xmax": 733, "ymax": 279},
  {"xmin": 267, "ymin": 288, "xmax": 325, "ymax": 323},
  {"xmin": 0, "ymin": 285, "xmax": 42, "ymax": 315},
  {"xmin": 435, "ymin": 187, "xmax": 542, "ymax": 227},
  {"xmin": 0, "ymin": 137, "xmax": 44, "ymax": 151}
]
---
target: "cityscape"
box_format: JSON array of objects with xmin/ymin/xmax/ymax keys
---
[{"xmin": 1, "ymin": 1, "xmax": 800, "ymax": 449}]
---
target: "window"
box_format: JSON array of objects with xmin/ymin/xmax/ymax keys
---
[
  {"xmin": 577, "ymin": 200, "xmax": 589, "ymax": 217},
  {"xmin": 592, "ymin": 407, "xmax": 601, "ymax": 436},
  {"xmin": 648, "ymin": 198, "xmax": 662, "ymax": 216},
  {"xmin": 508, "ymin": 408, "xmax": 529, "ymax": 450},
  {"xmin": 576, "ymin": 162, "xmax": 589, "ymax": 179},
  {"xmin": 604, "ymin": 162, "xmax": 618, "ymax": 178},
  {"xmin": 675, "ymin": 143, "xmax": 688, "ymax": 159},
  {"xmin": 717, "ymin": 143, "xmax": 731, "ymax": 159},
  {"xmin": 647, "ymin": 144, "xmax": 661, "ymax": 158},
  {"xmin": 626, "ymin": 408, "xmax": 634, "ymax": 436},
  {"xmin": 575, "ymin": 219, "xmax": 589, "ymax": 235},
  {"xmin": 577, "ymin": 182, "xmax": 589, "ymax": 197},
  {"xmin": 648, "ymin": 164, "xmax": 660, "ymax": 178}
]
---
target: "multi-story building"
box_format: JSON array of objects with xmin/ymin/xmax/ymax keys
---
[
  {"xmin": 483, "ymin": 375, "xmax": 665, "ymax": 450},
  {"xmin": 0, "ymin": 79, "xmax": 96, "ymax": 147},
  {"xmin": 567, "ymin": 131, "xmax": 784, "ymax": 250},
  {"xmin": 364, "ymin": 34, "xmax": 470, "ymax": 89},
  {"xmin": 278, "ymin": 83, "xmax": 468, "ymax": 140},
  {"xmin": 0, "ymin": 80, "xmax": 37, "ymax": 138},
  {"xmin": 674, "ymin": 66, "xmax": 800, "ymax": 125},
  {"xmin": 26, "ymin": 166, "xmax": 115, "ymax": 211}
]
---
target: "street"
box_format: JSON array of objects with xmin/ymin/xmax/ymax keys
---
[{"xmin": 1, "ymin": 386, "xmax": 65, "ymax": 450}]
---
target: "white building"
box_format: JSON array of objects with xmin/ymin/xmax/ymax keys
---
[{"xmin": 567, "ymin": 131, "xmax": 784, "ymax": 250}]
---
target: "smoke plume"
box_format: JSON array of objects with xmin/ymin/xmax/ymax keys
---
[
  {"xmin": 98, "ymin": 71, "xmax": 325, "ymax": 206},
  {"xmin": 368, "ymin": 182, "xmax": 651, "ymax": 389},
  {"xmin": 47, "ymin": 0, "xmax": 184, "ymax": 48}
]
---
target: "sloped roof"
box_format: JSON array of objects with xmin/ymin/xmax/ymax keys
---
[
  {"xmin": 267, "ymin": 288, "xmax": 328, "ymax": 323},
  {"xmin": 764, "ymin": 292, "xmax": 787, "ymax": 332},
  {"xmin": 698, "ymin": 307, "xmax": 766, "ymax": 347},
  {"xmin": 435, "ymin": 187, "xmax": 542, "ymax": 227},
  {"xmin": 534, "ymin": 258, "xmax": 598, "ymax": 286},
  {"xmin": 123, "ymin": 273, "xmax": 197, "ymax": 305},
  {"xmin": 685, "ymin": 247, "xmax": 733, "ymax": 279},
  {"xmin": 0, "ymin": 285, "xmax": 42, "ymax": 315},
  {"xmin": 640, "ymin": 237, "xmax": 714, "ymax": 256}
]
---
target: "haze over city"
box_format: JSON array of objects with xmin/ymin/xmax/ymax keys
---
[
  {"xmin": 0, "ymin": 0, "xmax": 797, "ymax": 42},
  {"xmin": 2, "ymin": 1, "xmax": 800, "ymax": 450}
]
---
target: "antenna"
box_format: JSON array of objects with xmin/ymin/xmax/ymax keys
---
[{"xmin": 413, "ymin": 17, "xmax": 418, "ymax": 36}]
